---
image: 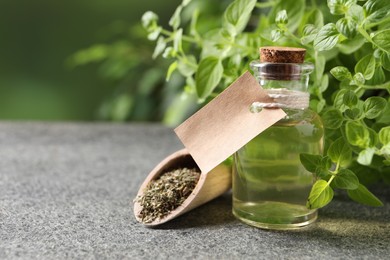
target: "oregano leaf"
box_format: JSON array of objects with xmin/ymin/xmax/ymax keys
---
[
  {"xmin": 300, "ymin": 153, "xmax": 322, "ymax": 172},
  {"xmin": 269, "ymin": 0, "xmax": 305, "ymax": 32},
  {"xmin": 379, "ymin": 126, "xmax": 390, "ymax": 145},
  {"xmin": 355, "ymin": 54, "xmax": 376, "ymax": 80},
  {"xmin": 307, "ymin": 180, "xmax": 334, "ymax": 209},
  {"xmin": 271, "ymin": 29, "xmax": 283, "ymax": 42},
  {"xmin": 345, "ymin": 121, "xmax": 370, "ymax": 148},
  {"xmin": 142, "ymin": 11, "xmax": 158, "ymax": 29},
  {"xmin": 336, "ymin": 17, "xmax": 357, "ymax": 38},
  {"xmin": 195, "ymin": 56, "xmax": 223, "ymax": 100},
  {"xmin": 363, "ymin": 97, "xmax": 387, "ymax": 119},
  {"xmin": 344, "ymin": 108, "xmax": 362, "ymax": 120},
  {"xmin": 347, "ymin": 184, "xmax": 383, "ymax": 206},
  {"xmin": 357, "ymin": 147, "xmax": 376, "ymax": 166},
  {"xmin": 327, "ymin": 0, "xmax": 355, "ymax": 15},
  {"xmin": 372, "ymin": 29, "xmax": 390, "ymax": 53},
  {"xmin": 276, "ymin": 10, "xmax": 288, "ymax": 26},
  {"xmin": 169, "ymin": 5, "xmax": 183, "ymax": 30},
  {"xmin": 330, "ymin": 66, "xmax": 352, "ymax": 81},
  {"xmin": 327, "ymin": 137, "xmax": 352, "ymax": 167},
  {"xmin": 322, "ymin": 109, "xmax": 344, "ymax": 129},
  {"xmin": 152, "ymin": 36, "xmax": 167, "ymax": 59},
  {"xmin": 166, "ymin": 61, "xmax": 178, "ymax": 81},
  {"xmin": 347, "ymin": 4, "xmax": 364, "ymax": 24},
  {"xmin": 177, "ymin": 55, "xmax": 197, "ymax": 77},
  {"xmin": 343, "ymin": 90, "xmax": 358, "ymax": 107},
  {"xmin": 314, "ymin": 23, "xmax": 340, "ymax": 51},
  {"xmin": 333, "ymin": 168, "xmax": 359, "ymax": 190},
  {"xmin": 224, "ymin": 0, "xmax": 257, "ymax": 36}
]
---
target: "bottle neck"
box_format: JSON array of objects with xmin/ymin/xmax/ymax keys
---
[{"xmin": 250, "ymin": 61, "xmax": 313, "ymax": 110}]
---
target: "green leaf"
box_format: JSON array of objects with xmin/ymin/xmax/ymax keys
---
[
  {"xmin": 327, "ymin": 0, "xmax": 355, "ymax": 15},
  {"xmin": 301, "ymin": 24, "xmax": 318, "ymax": 45},
  {"xmin": 276, "ymin": 10, "xmax": 288, "ymax": 26},
  {"xmin": 195, "ymin": 56, "xmax": 223, "ymax": 100},
  {"xmin": 300, "ymin": 153, "xmax": 322, "ymax": 172},
  {"xmin": 330, "ymin": 66, "xmax": 352, "ymax": 81},
  {"xmin": 269, "ymin": 0, "xmax": 305, "ymax": 32},
  {"xmin": 343, "ymin": 90, "xmax": 358, "ymax": 107},
  {"xmin": 379, "ymin": 126, "xmax": 390, "ymax": 144},
  {"xmin": 367, "ymin": 127, "xmax": 379, "ymax": 147},
  {"xmin": 333, "ymin": 169, "xmax": 359, "ymax": 190},
  {"xmin": 177, "ymin": 55, "xmax": 197, "ymax": 77},
  {"xmin": 344, "ymin": 108, "xmax": 362, "ymax": 120},
  {"xmin": 372, "ymin": 29, "xmax": 390, "ymax": 53},
  {"xmin": 166, "ymin": 61, "xmax": 178, "ymax": 81},
  {"xmin": 363, "ymin": 0, "xmax": 388, "ymax": 14},
  {"xmin": 322, "ymin": 109, "xmax": 344, "ymax": 129},
  {"xmin": 352, "ymin": 72, "xmax": 365, "ymax": 85},
  {"xmin": 142, "ymin": 11, "xmax": 158, "ymax": 29},
  {"xmin": 333, "ymin": 89, "xmax": 349, "ymax": 111},
  {"xmin": 152, "ymin": 36, "xmax": 166, "ymax": 59},
  {"xmin": 357, "ymin": 147, "xmax": 376, "ymax": 165},
  {"xmin": 169, "ymin": 5, "xmax": 183, "ymax": 30},
  {"xmin": 173, "ymin": 29, "xmax": 183, "ymax": 53},
  {"xmin": 328, "ymin": 137, "xmax": 352, "ymax": 167},
  {"xmin": 365, "ymin": 8, "xmax": 390, "ymax": 25},
  {"xmin": 366, "ymin": 67, "xmax": 386, "ymax": 85},
  {"xmin": 147, "ymin": 27, "xmax": 162, "ymax": 41},
  {"xmin": 336, "ymin": 17, "xmax": 356, "ymax": 38},
  {"xmin": 271, "ymin": 29, "xmax": 283, "ymax": 42},
  {"xmin": 316, "ymin": 156, "xmax": 333, "ymax": 178},
  {"xmin": 314, "ymin": 23, "xmax": 340, "ymax": 51},
  {"xmin": 162, "ymin": 47, "xmax": 175, "ymax": 59},
  {"xmin": 347, "ymin": 4, "xmax": 364, "ymax": 24},
  {"xmin": 364, "ymin": 0, "xmax": 390, "ymax": 24},
  {"xmin": 347, "ymin": 184, "xmax": 383, "ymax": 206},
  {"xmin": 224, "ymin": 0, "xmax": 257, "ymax": 36},
  {"xmin": 307, "ymin": 180, "xmax": 334, "ymax": 209},
  {"xmin": 345, "ymin": 121, "xmax": 370, "ymax": 148},
  {"xmin": 355, "ymin": 54, "xmax": 376, "ymax": 80},
  {"xmin": 377, "ymin": 101, "xmax": 390, "ymax": 124},
  {"xmin": 381, "ymin": 53, "xmax": 390, "ymax": 71},
  {"xmin": 363, "ymin": 97, "xmax": 387, "ymax": 119},
  {"xmin": 338, "ymin": 35, "xmax": 365, "ymax": 55}
]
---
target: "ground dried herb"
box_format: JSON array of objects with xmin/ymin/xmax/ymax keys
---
[{"xmin": 136, "ymin": 167, "xmax": 200, "ymax": 223}]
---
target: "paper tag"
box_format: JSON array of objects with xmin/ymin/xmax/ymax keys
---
[{"xmin": 174, "ymin": 71, "xmax": 286, "ymax": 173}]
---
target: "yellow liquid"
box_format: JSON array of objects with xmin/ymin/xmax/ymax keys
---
[{"xmin": 233, "ymin": 110, "xmax": 323, "ymax": 230}]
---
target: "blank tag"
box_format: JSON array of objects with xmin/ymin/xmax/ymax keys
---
[{"xmin": 175, "ymin": 71, "xmax": 286, "ymax": 173}]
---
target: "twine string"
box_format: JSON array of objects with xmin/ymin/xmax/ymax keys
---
[{"xmin": 250, "ymin": 89, "xmax": 309, "ymax": 113}]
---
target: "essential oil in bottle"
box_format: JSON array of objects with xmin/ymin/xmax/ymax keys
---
[{"xmin": 232, "ymin": 47, "xmax": 324, "ymax": 230}]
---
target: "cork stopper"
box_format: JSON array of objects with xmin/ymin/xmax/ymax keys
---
[
  {"xmin": 258, "ymin": 46, "xmax": 306, "ymax": 80},
  {"xmin": 260, "ymin": 46, "xmax": 306, "ymax": 63}
]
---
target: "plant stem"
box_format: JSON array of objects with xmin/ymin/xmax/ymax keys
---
[
  {"xmin": 362, "ymin": 81, "xmax": 390, "ymax": 92},
  {"xmin": 357, "ymin": 26, "xmax": 375, "ymax": 46},
  {"xmin": 161, "ymin": 28, "xmax": 201, "ymax": 46}
]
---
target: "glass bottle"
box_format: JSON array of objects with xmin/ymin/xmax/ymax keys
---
[{"xmin": 232, "ymin": 47, "xmax": 324, "ymax": 230}]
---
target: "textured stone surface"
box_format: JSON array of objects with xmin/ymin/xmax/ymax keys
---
[{"xmin": 0, "ymin": 122, "xmax": 389, "ymax": 259}]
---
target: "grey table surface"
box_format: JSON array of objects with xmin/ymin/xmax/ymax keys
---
[{"xmin": 0, "ymin": 122, "xmax": 389, "ymax": 260}]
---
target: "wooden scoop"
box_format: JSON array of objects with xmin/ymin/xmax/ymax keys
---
[{"xmin": 133, "ymin": 149, "xmax": 232, "ymax": 227}]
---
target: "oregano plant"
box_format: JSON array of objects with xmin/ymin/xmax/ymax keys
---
[{"xmin": 143, "ymin": 0, "xmax": 390, "ymax": 209}]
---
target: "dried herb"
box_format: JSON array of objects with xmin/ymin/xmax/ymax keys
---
[{"xmin": 136, "ymin": 167, "xmax": 200, "ymax": 223}]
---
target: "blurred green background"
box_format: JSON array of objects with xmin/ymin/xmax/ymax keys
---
[{"xmin": 0, "ymin": 0, "xmax": 180, "ymax": 121}]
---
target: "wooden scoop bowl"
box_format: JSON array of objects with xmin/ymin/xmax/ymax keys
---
[{"xmin": 133, "ymin": 149, "xmax": 232, "ymax": 227}]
